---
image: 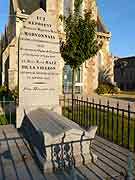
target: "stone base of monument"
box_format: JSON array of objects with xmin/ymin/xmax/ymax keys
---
[{"xmin": 19, "ymin": 108, "xmax": 97, "ymax": 173}]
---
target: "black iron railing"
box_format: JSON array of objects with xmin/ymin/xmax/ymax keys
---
[
  {"xmin": 62, "ymin": 96, "xmax": 135, "ymax": 152},
  {"xmin": 0, "ymin": 99, "xmax": 16, "ymax": 125}
]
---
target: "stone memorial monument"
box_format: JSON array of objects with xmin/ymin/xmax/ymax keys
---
[
  {"xmin": 17, "ymin": 8, "xmax": 62, "ymax": 128},
  {"xmin": 18, "ymin": 8, "xmax": 98, "ymax": 173}
]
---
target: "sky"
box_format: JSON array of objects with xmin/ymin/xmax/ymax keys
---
[
  {"xmin": 0, "ymin": 0, "xmax": 135, "ymax": 57},
  {"xmin": 97, "ymin": 0, "xmax": 135, "ymax": 57},
  {"xmin": 0, "ymin": 0, "xmax": 9, "ymax": 33}
]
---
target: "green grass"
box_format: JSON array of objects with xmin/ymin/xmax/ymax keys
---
[
  {"xmin": 0, "ymin": 113, "xmax": 16, "ymax": 125},
  {"xmin": 62, "ymin": 105, "xmax": 135, "ymax": 152},
  {"xmin": 6, "ymin": 113, "xmax": 16, "ymax": 125},
  {"xmin": 0, "ymin": 96, "xmax": 16, "ymax": 125},
  {"xmin": 0, "ymin": 115, "xmax": 8, "ymax": 125},
  {"xmin": 120, "ymin": 91, "xmax": 135, "ymax": 95}
]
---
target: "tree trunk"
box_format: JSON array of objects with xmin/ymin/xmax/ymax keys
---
[{"xmin": 72, "ymin": 68, "xmax": 75, "ymax": 120}]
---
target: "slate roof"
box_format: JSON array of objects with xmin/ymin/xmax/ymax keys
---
[
  {"xmin": 97, "ymin": 14, "xmax": 109, "ymax": 33},
  {"xmin": 115, "ymin": 56, "xmax": 135, "ymax": 67},
  {"xmin": 117, "ymin": 56, "xmax": 135, "ymax": 61}
]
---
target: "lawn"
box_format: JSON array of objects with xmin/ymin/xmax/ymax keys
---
[
  {"xmin": 0, "ymin": 97, "xmax": 16, "ymax": 125},
  {"xmin": 62, "ymin": 104, "xmax": 135, "ymax": 152},
  {"xmin": 0, "ymin": 113, "xmax": 16, "ymax": 125},
  {"xmin": 0, "ymin": 115, "xmax": 8, "ymax": 125},
  {"xmin": 120, "ymin": 91, "xmax": 135, "ymax": 95}
]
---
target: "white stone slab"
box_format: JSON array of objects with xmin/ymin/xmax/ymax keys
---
[
  {"xmin": 17, "ymin": 8, "xmax": 62, "ymax": 127},
  {"xmin": 26, "ymin": 108, "xmax": 83, "ymax": 144}
]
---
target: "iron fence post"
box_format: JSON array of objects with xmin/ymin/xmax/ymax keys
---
[
  {"xmin": 79, "ymin": 97, "xmax": 81, "ymax": 126},
  {"xmin": 68, "ymin": 97, "xmax": 69, "ymax": 119},
  {"xmin": 107, "ymin": 100, "xmax": 110, "ymax": 138},
  {"xmin": 81, "ymin": 96, "xmax": 83, "ymax": 127},
  {"xmin": 92, "ymin": 98, "xmax": 94, "ymax": 125},
  {"xmin": 128, "ymin": 104, "xmax": 130, "ymax": 150},
  {"xmin": 116, "ymin": 102, "xmax": 119, "ymax": 144},
  {"xmin": 112, "ymin": 107, "xmax": 114, "ymax": 142},
  {"xmin": 134, "ymin": 113, "xmax": 135, "ymax": 152},
  {"xmin": 99, "ymin": 99, "xmax": 101, "ymax": 136},
  {"xmin": 86, "ymin": 97, "xmax": 89, "ymax": 129}
]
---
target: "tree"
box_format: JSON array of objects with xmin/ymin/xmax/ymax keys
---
[{"xmin": 60, "ymin": 0, "xmax": 102, "ymax": 103}]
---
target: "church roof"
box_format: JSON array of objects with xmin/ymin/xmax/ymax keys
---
[
  {"xmin": 117, "ymin": 56, "xmax": 135, "ymax": 62},
  {"xmin": 11, "ymin": 0, "xmax": 110, "ymax": 35},
  {"xmin": 97, "ymin": 14, "xmax": 109, "ymax": 33},
  {"xmin": 115, "ymin": 56, "xmax": 135, "ymax": 67}
]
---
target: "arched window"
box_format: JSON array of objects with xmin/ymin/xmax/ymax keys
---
[
  {"xmin": 63, "ymin": 65, "xmax": 72, "ymax": 93},
  {"xmin": 97, "ymin": 51, "xmax": 104, "ymax": 69},
  {"xmin": 63, "ymin": 65, "xmax": 72, "ymax": 84},
  {"xmin": 63, "ymin": 65, "xmax": 82, "ymax": 93},
  {"xmin": 63, "ymin": 0, "xmax": 71, "ymax": 17},
  {"xmin": 97, "ymin": 51, "xmax": 105, "ymax": 84}
]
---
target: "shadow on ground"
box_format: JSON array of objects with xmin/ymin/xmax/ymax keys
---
[{"xmin": 0, "ymin": 125, "xmax": 134, "ymax": 179}]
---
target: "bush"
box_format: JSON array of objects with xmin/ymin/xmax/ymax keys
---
[
  {"xmin": 0, "ymin": 85, "xmax": 8, "ymax": 99},
  {"xmin": 11, "ymin": 86, "xmax": 18, "ymax": 102},
  {"xmin": 109, "ymin": 84, "xmax": 119, "ymax": 94},
  {"xmin": 96, "ymin": 84, "xmax": 108, "ymax": 94},
  {"xmin": 96, "ymin": 83, "xmax": 119, "ymax": 95}
]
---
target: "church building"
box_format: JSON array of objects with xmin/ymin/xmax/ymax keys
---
[{"xmin": 0, "ymin": 0, "xmax": 113, "ymax": 95}]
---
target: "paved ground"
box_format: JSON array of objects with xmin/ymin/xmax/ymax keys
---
[
  {"xmin": 0, "ymin": 125, "xmax": 135, "ymax": 180},
  {"xmin": 90, "ymin": 94, "xmax": 135, "ymax": 112},
  {"xmin": 69, "ymin": 94, "xmax": 135, "ymax": 112}
]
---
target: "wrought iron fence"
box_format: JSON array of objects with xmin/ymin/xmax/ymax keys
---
[
  {"xmin": 0, "ymin": 99, "xmax": 16, "ymax": 125},
  {"xmin": 62, "ymin": 96, "xmax": 135, "ymax": 152},
  {"xmin": 62, "ymin": 84, "xmax": 82, "ymax": 94}
]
